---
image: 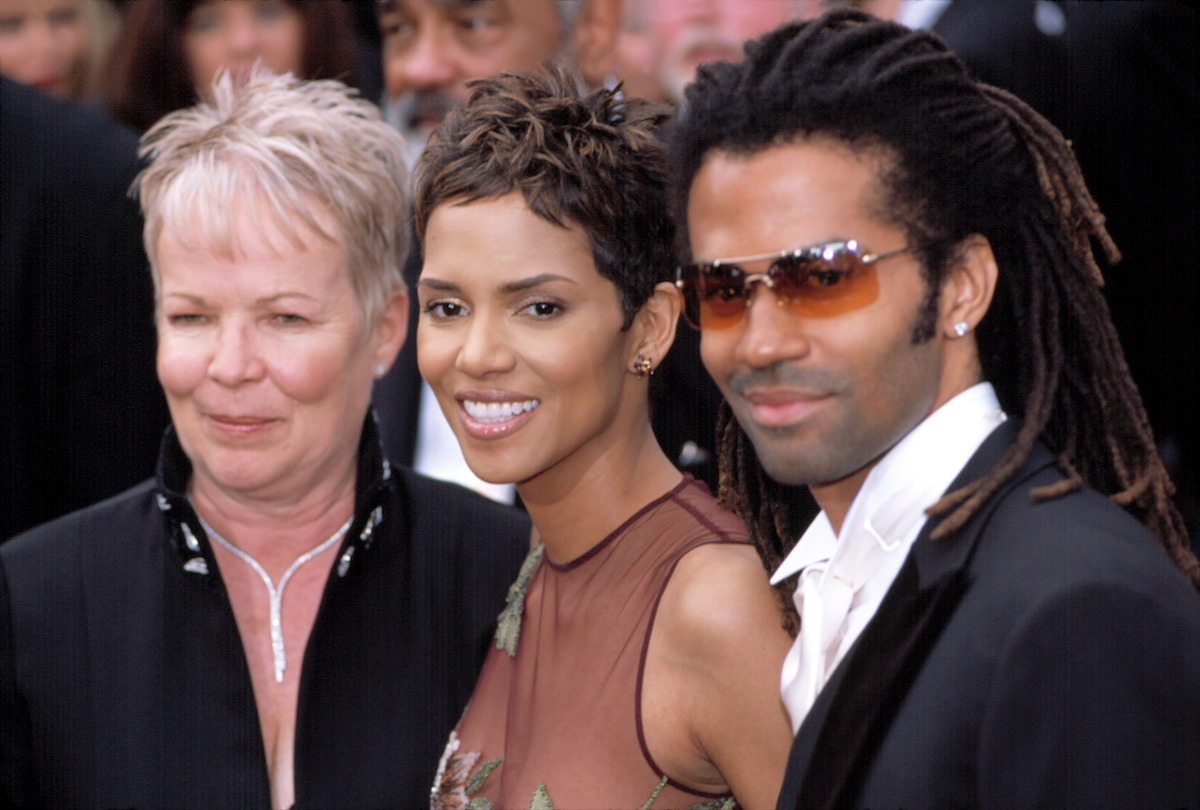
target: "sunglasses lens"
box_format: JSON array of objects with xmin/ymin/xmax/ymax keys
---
[
  {"xmin": 698, "ymin": 265, "xmax": 748, "ymax": 329},
  {"xmin": 679, "ymin": 264, "xmax": 746, "ymax": 329},
  {"xmin": 776, "ymin": 250, "xmax": 880, "ymax": 318}
]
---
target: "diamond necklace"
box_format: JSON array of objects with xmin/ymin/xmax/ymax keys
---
[{"xmin": 194, "ymin": 508, "xmax": 353, "ymax": 683}]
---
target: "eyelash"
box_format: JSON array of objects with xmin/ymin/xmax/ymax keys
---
[
  {"xmin": 520, "ymin": 301, "xmax": 562, "ymax": 318},
  {"xmin": 164, "ymin": 313, "xmax": 308, "ymax": 326},
  {"xmin": 423, "ymin": 300, "xmax": 465, "ymax": 319}
]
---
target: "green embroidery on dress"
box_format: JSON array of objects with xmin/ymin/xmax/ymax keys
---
[
  {"xmin": 638, "ymin": 775, "xmax": 669, "ymax": 810},
  {"xmin": 495, "ymin": 542, "xmax": 544, "ymax": 657},
  {"xmin": 466, "ymin": 756, "xmax": 503, "ymax": 795},
  {"xmin": 529, "ymin": 782, "xmax": 553, "ymax": 809},
  {"xmin": 466, "ymin": 799, "xmax": 493, "ymax": 810},
  {"xmin": 687, "ymin": 797, "xmax": 736, "ymax": 810}
]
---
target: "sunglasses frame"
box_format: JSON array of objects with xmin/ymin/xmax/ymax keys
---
[{"xmin": 675, "ymin": 239, "xmax": 909, "ymax": 330}]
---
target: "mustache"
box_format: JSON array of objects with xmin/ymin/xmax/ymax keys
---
[
  {"xmin": 727, "ymin": 366, "xmax": 842, "ymax": 399},
  {"xmin": 396, "ymin": 90, "xmax": 460, "ymax": 131}
]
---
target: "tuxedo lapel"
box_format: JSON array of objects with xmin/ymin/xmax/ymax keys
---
[{"xmin": 788, "ymin": 420, "xmax": 1053, "ymax": 809}]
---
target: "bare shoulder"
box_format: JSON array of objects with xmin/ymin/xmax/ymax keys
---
[{"xmin": 657, "ymin": 542, "xmax": 789, "ymax": 654}]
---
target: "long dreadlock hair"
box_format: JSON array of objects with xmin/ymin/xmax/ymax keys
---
[{"xmin": 667, "ymin": 10, "xmax": 1198, "ymax": 624}]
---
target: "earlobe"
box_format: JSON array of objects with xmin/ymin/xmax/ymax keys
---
[{"xmin": 942, "ymin": 236, "xmax": 998, "ymax": 339}]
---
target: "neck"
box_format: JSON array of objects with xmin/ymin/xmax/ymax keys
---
[
  {"xmin": 809, "ymin": 463, "xmax": 875, "ymax": 537},
  {"xmin": 190, "ymin": 474, "xmax": 357, "ymax": 573},
  {"xmin": 518, "ymin": 418, "xmax": 682, "ymax": 565}
]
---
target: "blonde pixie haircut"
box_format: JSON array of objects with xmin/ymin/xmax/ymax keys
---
[{"xmin": 134, "ymin": 68, "xmax": 410, "ymax": 329}]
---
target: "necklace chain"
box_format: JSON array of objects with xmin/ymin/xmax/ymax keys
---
[{"xmin": 193, "ymin": 508, "xmax": 353, "ymax": 683}]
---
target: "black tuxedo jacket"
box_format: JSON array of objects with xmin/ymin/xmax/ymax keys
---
[{"xmin": 778, "ymin": 420, "xmax": 1200, "ymax": 809}]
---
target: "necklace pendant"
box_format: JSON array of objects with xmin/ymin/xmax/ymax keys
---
[{"xmin": 191, "ymin": 508, "xmax": 354, "ymax": 687}]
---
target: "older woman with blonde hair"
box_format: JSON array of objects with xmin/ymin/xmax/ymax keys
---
[{"xmin": 0, "ymin": 69, "xmax": 529, "ymax": 810}]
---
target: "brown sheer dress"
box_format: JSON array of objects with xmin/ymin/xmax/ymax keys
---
[{"xmin": 431, "ymin": 477, "xmax": 750, "ymax": 810}]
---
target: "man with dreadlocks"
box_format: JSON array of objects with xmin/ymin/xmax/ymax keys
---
[{"xmin": 667, "ymin": 10, "xmax": 1200, "ymax": 809}]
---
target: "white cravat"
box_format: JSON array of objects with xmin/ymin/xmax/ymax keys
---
[{"xmin": 773, "ymin": 383, "xmax": 1007, "ymax": 732}]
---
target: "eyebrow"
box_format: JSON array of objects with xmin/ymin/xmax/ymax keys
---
[
  {"xmin": 418, "ymin": 273, "xmax": 577, "ymax": 294},
  {"xmin": 160, "ymin": 292, "xmax": 319, "ymax": 305}
]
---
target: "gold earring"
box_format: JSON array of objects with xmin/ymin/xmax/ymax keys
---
[{"xmin": 632, "ymin": 353, "xmax": 653, "ymax": 379}]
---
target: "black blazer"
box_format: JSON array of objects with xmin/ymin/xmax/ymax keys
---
[
  {"xmin": 778, "ymin": 420, "xmax": 1200, "ymax": 809},
  {"xmin": 1, "ymin": 422, "xmax": 530, "ymax": 808}
]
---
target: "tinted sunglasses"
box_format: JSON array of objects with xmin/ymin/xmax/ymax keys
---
[{"xmin": 675, "ymin": 239, "xmax": 909, "ymax": 330}]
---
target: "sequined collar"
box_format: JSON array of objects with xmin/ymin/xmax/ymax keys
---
[{"xmin": 154, "ymin": 410, "xmax": 395, "ymax": 583}]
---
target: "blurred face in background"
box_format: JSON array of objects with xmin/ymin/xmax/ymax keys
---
[
  {"xmin": 617, "ymin": 0, "xmax": 807, "ymax": 104},
  {"xmin": 183, "ymin": 0, "xmax": 304, "ymax": 99},
  {"xmin": 378, "ymin": 0, "xmax": 564, "ymax": 152},
  {"xmin": 0, "ymin": 0, "xmax": 86, "ymax": 97}
]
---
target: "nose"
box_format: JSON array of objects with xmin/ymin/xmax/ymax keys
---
[
  {"xmin": 454, "ymin": 314, "xmax": 515, "ymax": 378},
  {"xmin": 208, "ymin": 320, "xmax": 266, "ymax": 387},
  {"xmin": 228, "ymin": 19, "xmax": 258, "ymax": 58},
  {"xmin": 27, "ymin": 17, "xmax": 57, "ymax": 60},
  {"xmin": 389, "ymin": 26, "xmax": 458, "ymax": 92},
  {"xmin": 734, "ymin": 282, "xmax": 812, "ymax": 369}
]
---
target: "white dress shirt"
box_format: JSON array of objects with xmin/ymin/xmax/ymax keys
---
[{"xmin": 772, "ymin": 382, "xmax": 1007, "ymax": 732}]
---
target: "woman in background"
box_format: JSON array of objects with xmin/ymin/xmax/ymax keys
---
[
  {"xmin": 0, "ymin": 0, "xmax": 118, "ymax": 100},
  {"xmin": 104, "ymin": 0, "xmax": 357, "ymax": 132},
  {"xmin": 418, "ymin": 67, "xmax": 793, "ymax": 809}
]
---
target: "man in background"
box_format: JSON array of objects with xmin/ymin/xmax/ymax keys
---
[{"xmin": 612, "ymin": 0, "xmax": 810, "ymax": 104}]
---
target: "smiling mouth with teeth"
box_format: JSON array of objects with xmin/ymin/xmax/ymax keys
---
[{"xmin": 462, "ymin": 399, "xmax": 540, "ymax": 423}]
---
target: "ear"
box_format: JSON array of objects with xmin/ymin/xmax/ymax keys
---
[
  {"xmin": 370, "ymin": 287, "xmax": 410, "ymax": 374},
  {"xmin": 573, "ymin": 0, "xmax": 624, "ymax": 88},
  {"xmin": 628, "ymin": 281, "xmax": 682, "ymax": 374},
  {"xmin": 937, "ymin": 235, "xmax": 997, "ymax": 340}
]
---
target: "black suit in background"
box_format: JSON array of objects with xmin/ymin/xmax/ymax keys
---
[
  {"xmin": 778, "ymin": 420, "xmax": 1200, "ymax": 808},
  {"xmin": 932, "ymin": 0, "xmax": 1199, "ymax": 535},
  {"xmin": 1, "ymin": 78, "xmax": 169, "ymax": 541}
]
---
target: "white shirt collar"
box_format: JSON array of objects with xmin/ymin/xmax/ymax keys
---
[{"xmin": 771, "ymin": 382, "xmax": 1007, "ymax": 585}]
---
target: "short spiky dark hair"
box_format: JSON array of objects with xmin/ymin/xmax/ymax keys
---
[
  {"xmin": 413, "ymin": 66, "xmax": 675, "ymax": 328},
  {"xmin": 667, "ymin": 9, "xmax": 1197, "ymax": 603}
]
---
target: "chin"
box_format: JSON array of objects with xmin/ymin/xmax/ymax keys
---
[{"xmin": 460, "ymin": 453, "xmax": 524, "ymax": 487}]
